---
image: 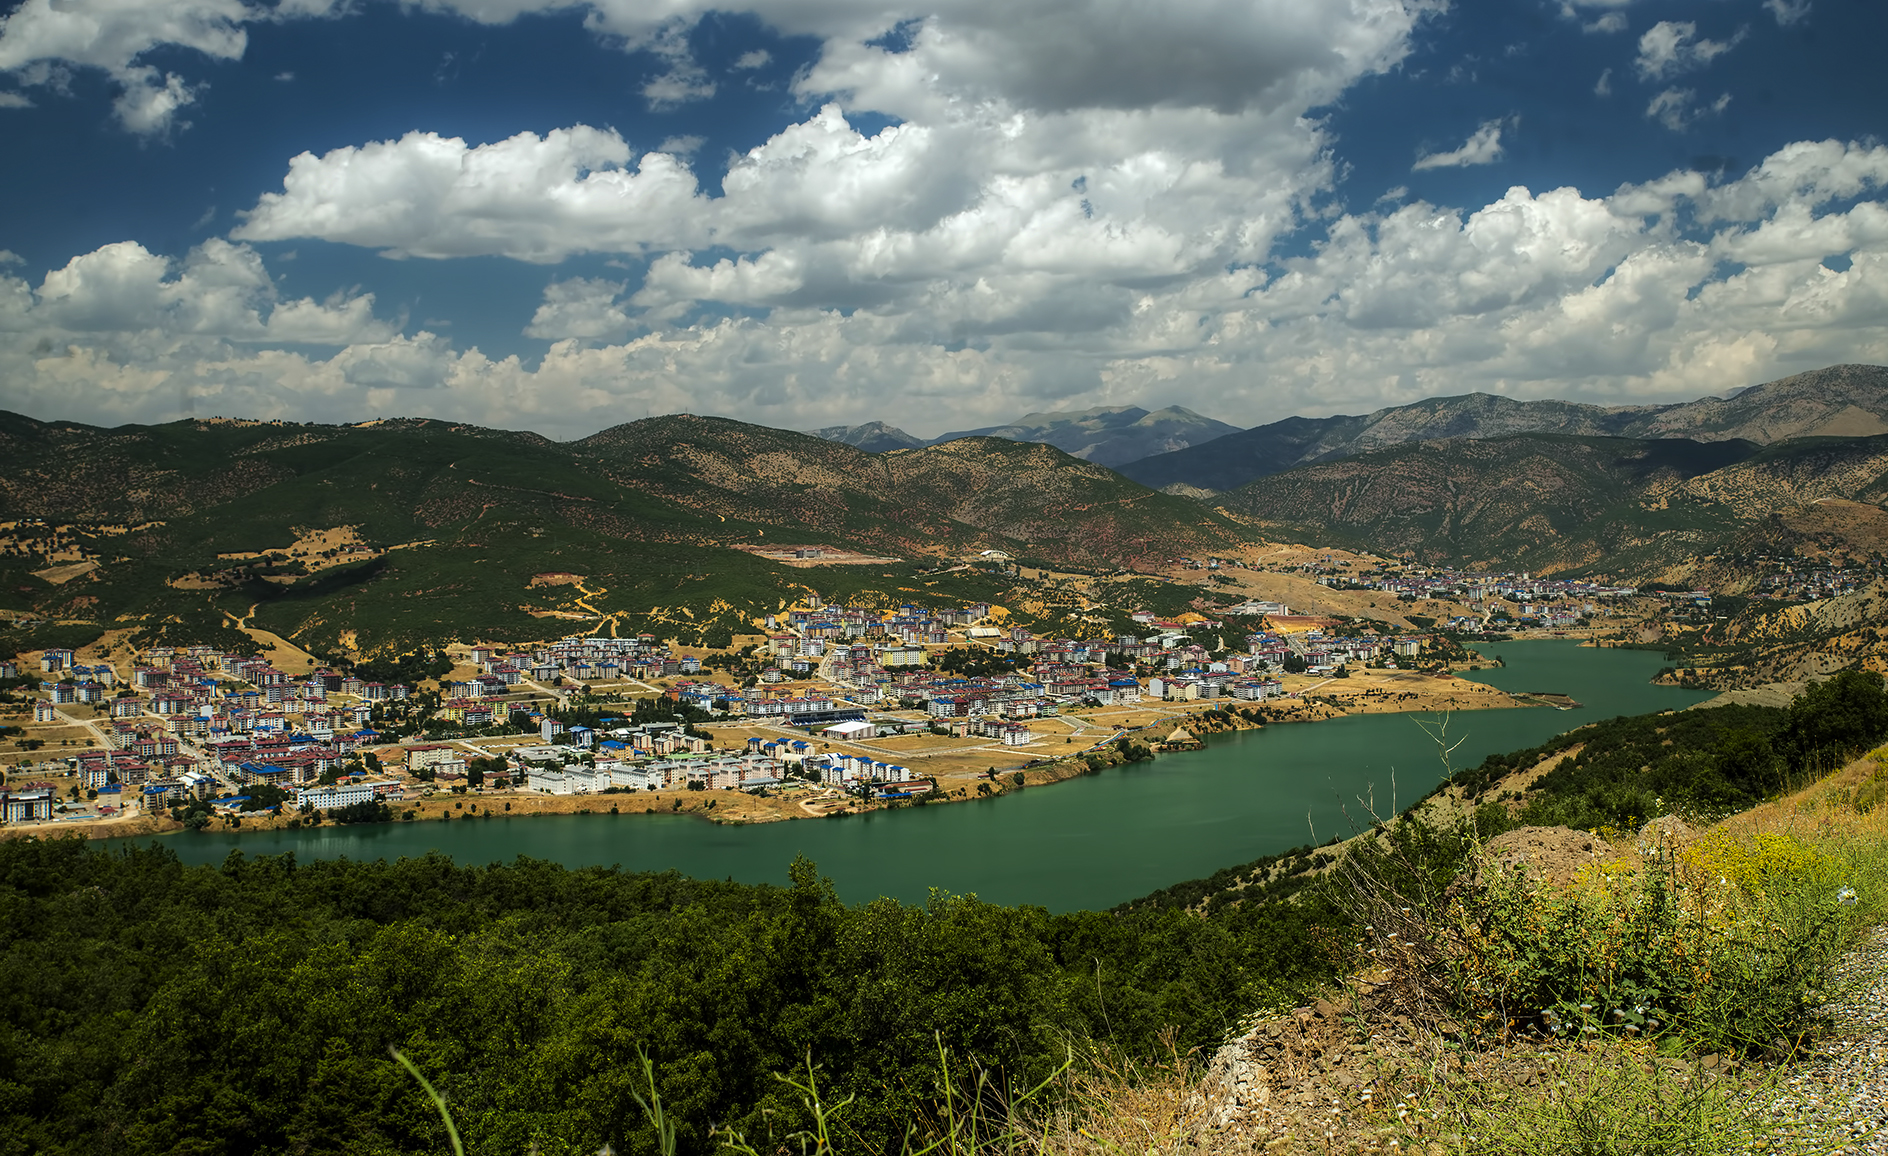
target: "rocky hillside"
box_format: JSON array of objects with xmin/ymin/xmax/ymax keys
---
[
  {"xmin": 0, "ymin": 409, "xmax": 1252, "ymax": 657},
  {"xmin": 1211, "ymin": 433, "xmax": 1758, "ymax": 573},
  {"xmin": 927, "ymin": 404, "xmax": 1242, "ymax": 467},
  {"xmin": 804, "ymin": 421, "xmax": 926, "ymax": 452},
  {"xmin": 1211, "ymin": 429, "xmax": 1888, "ymax": 579},
  {"xmin": 1636, "ymin": 364, "xmax": 1888, "ymax": 443},
  {"xmin": 577, "ymin": 415, "xmax": 1248, "ymax": 568},
  {"xmin": 1119, "ymin": 364, "xmax": 1888, "ymax": 493}
]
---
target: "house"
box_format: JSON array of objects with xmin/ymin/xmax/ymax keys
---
[
  {"xmin": 1158, "ymin": 727, "xmax": 1203, "ymax": 751},
  {"xmin": 821, "ymin": 720, "xmax": 877, "ymax": 742}
]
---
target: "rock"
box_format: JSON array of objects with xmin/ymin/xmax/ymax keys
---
[{"xmin": 1479, "ymin": 825, "xmax": 1611, "ymax": 887}]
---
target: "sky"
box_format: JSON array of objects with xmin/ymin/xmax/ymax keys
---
[{"xmin": 0, "ymin": 0, "xmax": 1884, "ymax": 441}]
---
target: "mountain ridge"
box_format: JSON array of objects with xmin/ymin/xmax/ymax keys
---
[
  {"xmin": 1117, "ymin": 364, "xmax": 1888, "ymax": 493},
  {"xmin": 809, "ymin": 404, "xmax": 1242, "ymax": 468}
]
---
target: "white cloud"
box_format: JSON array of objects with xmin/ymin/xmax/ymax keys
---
[
  {"xmin": 5, "ymin": 3, "xmax": 1888, "ymax": 436},
  {"xmin": 232, "ymin": 98, "xmax": 1336, "ymax": 308},
  {"xmin": 641, "ymin": 22, "xmax": 715, "ymax": 109},
  {"xmin": 111, "ymin": 66, "xmax": 199, "ymax": 136},
  {"xmin": 232, "ymin": 127, "xmax": 708, "ymax": 262},
  {"xmin": 0, "ymin": 0, "xmax": 245, "ymax": 133},
  {"xmin": 525, "ymin": 278, "xmax": 634, "ymax": 339},
  {"xmin": 1645, "ymin": 87, "xmax": 1730, "ymax": 132},
  {"xmin": 8, "ymin": 140, "xmax": 1888, "ymax": 440},
  {"xmin": 1764, "ymin": 0, "xmax": 1810, "ymax": 26},
  {"xmin": 5, "ymin": 0, "xmax": 1432, "ymax": 125},
  {"xmin": 1594, "ymin": 67, "xmax": 1612, "ymax": 96},
  {"xmin": 1413, "ymin": 119, "xmax": 1507, "ymax": 171},
  {"xmin": 1634, "ymin": 20, "xmax": 1742, "ymax": 82},
  {"xmin": 732, "ymin": 48, "xmax": 771, "ymax": 70},
  {"xmin": 1583, "ymin": 13, "xmax": 1627, "ymax": 34},
  {"xmin": 21, "ymin": 238, "xmax": 390, "ymax": 344},
  {"xmin": 0, "ymin": 90, "xmax": 31, "ymax": 108}
]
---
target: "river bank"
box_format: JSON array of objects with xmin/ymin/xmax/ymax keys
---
[
  {"xmin": 7, "ymin": 664, "xmax": 1538, "ymax": 845},
  {"xmin": 10, "ymin": 667, "xmax": 1523, "ymax": 842}
]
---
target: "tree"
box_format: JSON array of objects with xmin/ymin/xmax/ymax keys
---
[
  {"xmin": 1785, "ymin": 669, "xmax": 1888, "ymax": 772},
  {"xmin": 467, "ymin": 764, "xmax": 484, "ymax": 789}
]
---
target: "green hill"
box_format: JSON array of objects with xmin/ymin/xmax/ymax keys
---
[
  {"xmin": 1212, "ymin": 429, "xmax": 1888, "ymax": 578},
  {"xmin": 0, "ymin": 412, "xmax": 1242, "ymax": 659},
  {"xmin": 1213, "ymin": 433, "xmax": 1758, "ymax": 573}
]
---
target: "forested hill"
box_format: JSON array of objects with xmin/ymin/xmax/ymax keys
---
[
  {"xmin": 0, "ymin": 843, "xmax": 1336, "ymax": 1156},
  {"xmin": 0, "ymin": 411, "xmax": 1246, "ymax": 658}
]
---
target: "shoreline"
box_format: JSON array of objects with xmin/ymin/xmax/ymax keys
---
[{"xmin": 6, "ymin": 667, "xmax": 1544, "ymax": 844}]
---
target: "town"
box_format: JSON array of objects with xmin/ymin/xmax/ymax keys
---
[{"xmin": 0, "ymin": 571, "xmax": 1645, "ymax": 831}]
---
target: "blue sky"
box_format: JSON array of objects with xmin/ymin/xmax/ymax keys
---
[{"xmin": 1, "ymin": 0, "xmax": 1884, "ymax": 439}]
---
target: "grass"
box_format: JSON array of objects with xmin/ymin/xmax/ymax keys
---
[
  {"xmin": 379, "ymin": 749, "xmax": 1888, "ymax": 1156},
  {"xmin": 1400, "ymin": 1040, "xmax": 1840, "ymax": 1156}
]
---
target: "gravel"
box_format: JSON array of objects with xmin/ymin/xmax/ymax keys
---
[{"xmin": 1768, "ymin": 926, "xmax": 1888, "ymax": 1153}]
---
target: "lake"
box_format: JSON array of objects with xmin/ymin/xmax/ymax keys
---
[{"xmin": 111, "ymin": 641, "xmax": 1708, "ymax": 911}]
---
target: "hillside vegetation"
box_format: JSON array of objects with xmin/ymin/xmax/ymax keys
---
[
  {"xmin": 0, "ymin": 412, "xmax": 1240, "ymax": 658},
  {"xmin": 4, "ymin": 674, "xmax": 1885, "ymax": 1155},
  {"xmin": 1212, "ymin": 430, "xmax": 1888, "ymax": 579}
]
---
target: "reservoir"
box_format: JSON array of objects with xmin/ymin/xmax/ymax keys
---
[{"xmin": 117, "ymin": 641, "xmax": 1710, "ymax": 911}]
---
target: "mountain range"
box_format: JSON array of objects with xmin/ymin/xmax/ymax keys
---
[
  {"xmin": 1118, "ymin": 364, "xmax": 1888, "ymax": 492},
  {"xmin": 809, "ymin": 405, "xmax": 1240, "ymax": 468},
  {"xmin": 808, "ymin": 366, "xmax": 1888, "ymax": 494},
  {"xmin": 5, "ymin": 362, "xmax": 1888, "ymax": 660}
]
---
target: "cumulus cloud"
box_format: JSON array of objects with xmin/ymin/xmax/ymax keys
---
[
  {"xmin": 1634, "ymin": 20, "xmax": 1742, "ymax": 81},
  {"xmin": 1413, "ymin": 119, "xmax": 1507, "ymax": 170},
  {"xmin": 1645, "ymin": 87, "xmax": 1731, "ymax": 132},
  {"xmin": 525, "ymin": 278, "xmax": 634, "ymax": 339},
  {"xmin": 0, "ymin": 0, "xmax": 245, "ymax": 133},
  {"xmin": 6, "ymin": 1, "xmax": 1888, "ymax": 437},
  {"xmin": 1584, "ymin": 13, "xmax": 1627, "ymax": 34},
  {"xmin": 17, "ymin": 238, "xmax": 390, "ymax": 344},
  {"xmin": 233, "ymin": 127, "xmax": 708, "ymax": 261},
  {"xmin": 232, "ymin": 99, "xmax": 1335, "ymax": 309},
  {"xmin": 732, "ymin": 48, "xmax": 771, "ymax": 69},
  {"xmin": 7, "ymin": 140, "xmax": 1888, "ymax": 439},
  {"xmin": 111, "ymin": 67, "xmax": 200, "ymax": 136}
]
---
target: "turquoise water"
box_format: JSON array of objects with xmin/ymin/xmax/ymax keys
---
[{"xmin": 109, "ymin": 641, "xmax": 1706, "ymax": 911}]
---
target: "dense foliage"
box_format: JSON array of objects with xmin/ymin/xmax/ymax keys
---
[
  {"xmin": 1451, "ymin": 670, "xmax": 1888, "ymax": 829},
  {"xmin": 7, "ymin": 675, "xmax": 1886, "ymax": 1153},
  {"xmin": 0, "ymin": 843, "xmax": 1339, "ymax": 1156}
]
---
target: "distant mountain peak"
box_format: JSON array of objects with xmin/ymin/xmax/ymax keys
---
[
  {"xmin": 928, "ymin": 403, "xmax": 1241, "ymax": 468},
  {"xmin": 1116, "ymin": 365, "xmax": 1888, "ymax": 493},
  {"xmin": 805, "ymin": 421, "xmax": 926, "ymax": 453}
]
